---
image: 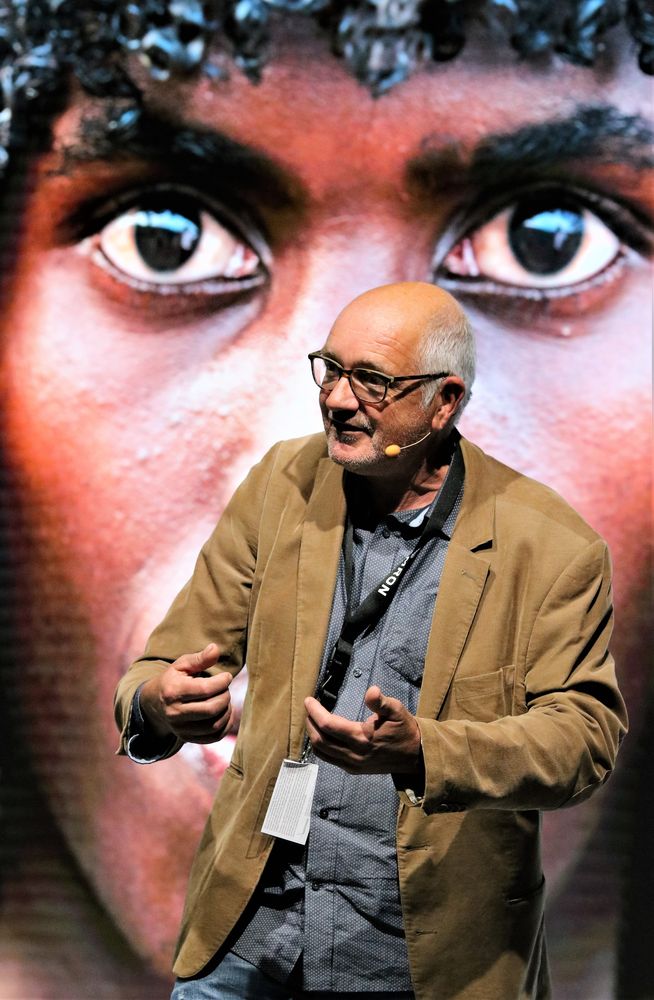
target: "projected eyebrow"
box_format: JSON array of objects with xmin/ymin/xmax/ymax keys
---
[
  {"xmin": 54, "ymin": 106, "xmax": 307, "ymax": 212},
  {"xmin": 408, "ymin": 104, "xmax": 654, "ymax": 193}
]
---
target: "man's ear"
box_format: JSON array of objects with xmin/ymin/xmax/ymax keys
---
[{"xmin": 431, "ymin": 377, "xmax": 466, "ymax": 430}]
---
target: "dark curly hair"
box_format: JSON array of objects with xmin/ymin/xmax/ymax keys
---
[{"xmin": 0, "ymin": 0, "xmax": 652, "ymax": 175}]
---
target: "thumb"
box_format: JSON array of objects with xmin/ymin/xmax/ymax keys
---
[
  {"xmin": 176, "ymin": 643, "xmax": 221, "ymax": 675},
  {"xmin": 364, "ymin": 686, "xmax": 397, "ymax": 719}
]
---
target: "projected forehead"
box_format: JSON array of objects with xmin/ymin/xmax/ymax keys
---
[{"xmin": 0, "ymin": 0, "xmax": 652, "ymax": 177}]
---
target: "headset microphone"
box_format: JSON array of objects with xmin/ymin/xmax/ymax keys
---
[{"xmin": 384, "ymin": 430, "xmax": 432, "ymax": 457}]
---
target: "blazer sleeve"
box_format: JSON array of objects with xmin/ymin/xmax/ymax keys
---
[
  {"xmin": 113, "ymin": 442, "xmax": 281, "ymax": 756},
  {"xmin": 416, "ymin": 538, "xmax": 628, "ymax": 813}
]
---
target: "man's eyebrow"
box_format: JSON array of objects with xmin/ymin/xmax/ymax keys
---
[
  {"xmin": 408, "ymin": 104, "xmax": 654, "ymax": 193},
  {"xmin": 55, "ymin": 105, "xmax": 306, "ymax": 210},
  {"xmin": 321, "ymin": 350, "xmax": 392, "ymax": 373}
]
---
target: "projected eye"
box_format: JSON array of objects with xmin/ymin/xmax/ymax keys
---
[
  {"xmin": 80, "ymin": 185, "xmax": 270, "ymax": 315},
  {"xmin": 439, "ymin": 191, "xmax": 622, "ymax": 291},
  {"xmin": 87, "ymin": 188, "xmax": 267, "ymax": 295}
]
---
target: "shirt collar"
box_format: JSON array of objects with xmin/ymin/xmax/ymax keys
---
[
  {"xmin": 387, "ymin": 496, "xmax": 436, "ymax": 530},
  {"xmin": 387, "ymin": 482, "xmax": 462, "ymax": 540}
]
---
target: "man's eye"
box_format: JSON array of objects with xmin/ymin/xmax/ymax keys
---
[
  {"xmin": 356, "ymin": 370, "xmax": 388, "ymax": 387},
  {"xmin": 84, "ymin": 189, "xmax": 267, "ymax": 294},
  {"xmin": 437, "ymin": 190, "xmax": 624, "ymax": 292},
  {"xmin": 323, "ymin": 361, "xmax": 343, "ymax": 379}
]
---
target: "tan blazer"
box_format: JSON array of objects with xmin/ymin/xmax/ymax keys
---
[{"xmin": 114, "ymin": 434, "xmax": 627, "ymax": 1000}]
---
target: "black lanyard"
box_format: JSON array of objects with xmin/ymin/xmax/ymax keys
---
[{"xmin": 316, "ymin": 432, "xmax": 464, "ymax": 710}]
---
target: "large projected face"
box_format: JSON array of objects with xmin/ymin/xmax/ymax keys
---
[{"xmin": 1, "ymin": 17, "xmax": 651, "ymax": 980}]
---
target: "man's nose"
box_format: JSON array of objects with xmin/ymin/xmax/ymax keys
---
[{"xmin": 324, "ymin": 373, "xmax": 360, "ymax": 412}]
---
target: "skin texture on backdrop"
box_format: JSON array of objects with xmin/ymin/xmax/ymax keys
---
[{"xmin": 0, "ymin": 4, "xmax": 651, "ymax": 999}]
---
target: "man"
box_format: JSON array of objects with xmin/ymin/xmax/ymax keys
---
[
  {"xmin": 115, "ymin": 282, "xmax": 627, "ymax": 999},
  {"xmin": 1, "ymin": 5, "xmax": 650, "ymax": 997}
]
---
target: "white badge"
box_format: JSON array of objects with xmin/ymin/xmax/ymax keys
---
[{"xmin": 261, "ymin": 759, "xmax": 319, "ymax": 845}]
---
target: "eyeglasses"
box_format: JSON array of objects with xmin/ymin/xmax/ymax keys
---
[{"xmin": 308, "ymin": 353, "xmax": 450, "ymax": 404}]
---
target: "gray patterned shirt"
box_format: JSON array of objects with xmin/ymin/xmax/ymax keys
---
[{"xmin": 232, "ymin": 480, "xmax": 463, "ymax": 992}]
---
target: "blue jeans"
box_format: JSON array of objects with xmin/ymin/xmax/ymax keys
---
[{"xmin": 171, "ymin": 951, "xmax": 415, "ymax": 1000}]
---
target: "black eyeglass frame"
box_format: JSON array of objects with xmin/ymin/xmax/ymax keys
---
[{"xmin": 308, "ymin": 352, "xmax": 451, "ymax": 403}]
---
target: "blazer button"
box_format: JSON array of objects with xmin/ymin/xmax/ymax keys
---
[{"xmin": 319, "ymin": 808, "xmax": 330, "ymax": 819}]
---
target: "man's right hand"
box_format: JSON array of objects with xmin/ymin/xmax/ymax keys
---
[{"xmin": 139, "ymin": 643, "xmax": 233, "ymax": 744}]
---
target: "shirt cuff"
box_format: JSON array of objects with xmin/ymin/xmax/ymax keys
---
[
  {"xmin": 394, "ymin": 731, "xmax": 426, "ymax": 806},
  {"xmin": 126, "ymin": 684, "xmax": 178, "ymax": 763}
]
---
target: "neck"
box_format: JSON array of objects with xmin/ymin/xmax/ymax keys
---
[
  {"xmin": 350, "ymin": 433, "xmax": 458, "ymax": 517},
  {"xmin": 369, "ymin": 466, "xmax": 450, "ymax": 515}
]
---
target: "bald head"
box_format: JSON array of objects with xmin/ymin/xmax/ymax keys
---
[
  {"xmin": 333, "ymin": 282, "xmax": 465, "ymax": 337},
  {"xmin": 331, "ymin": 282, "xmax": 475, "ymax": 415}
]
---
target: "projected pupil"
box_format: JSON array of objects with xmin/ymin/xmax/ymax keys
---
[
  {"xmin": 134, "ymin": 207, "xmax": 201, "ymax": 272},
  {"xmin": 508, "ymin": 200, "xmax": 584, "ymax": 276}
]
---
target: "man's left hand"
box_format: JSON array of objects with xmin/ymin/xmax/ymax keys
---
[{"xmin": 304, "ymin": 686, "xmax": 422, "ymax": 774}]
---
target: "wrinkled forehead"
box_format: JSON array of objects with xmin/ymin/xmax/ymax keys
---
[{"xmin": 323, "ymin": 305, "xmax": 429, "ymax": 372}]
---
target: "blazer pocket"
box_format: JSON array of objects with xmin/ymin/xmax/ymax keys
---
[
  {"xmin": 245, "ymin": 776, "xmax": 277, "ymax": 859},
  {"xmin": 448, "ymin": 666, "xmax": 515, "ymax": 722},
  {"xmin": 225, "ymin": 758, "xmax": 244, "ymax": 779}
]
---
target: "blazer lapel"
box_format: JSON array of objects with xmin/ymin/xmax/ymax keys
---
[
  {"xmin": 289, "ymin": 456, "xmax": 346, "ymax": 757},
  {"xmin": 418, "ymin": 544, "xmax": 491, "ymax": 718},
  {"xmin": 418, "ymin": 439, "xmax": 495, "ymax": 718}
]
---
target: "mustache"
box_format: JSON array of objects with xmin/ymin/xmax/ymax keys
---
[{"xmin": 328, "ymin": 415, "xmax": 373, "ymax": 434}]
